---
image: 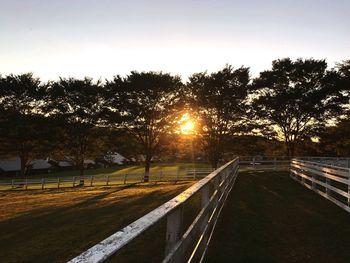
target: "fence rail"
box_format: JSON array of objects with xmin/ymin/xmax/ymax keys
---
[
  {"xmin": 297, "ymin": 156, "xmax": 350, "ymax": 168},
  {"xmin": 238, "ymin": 156, "xmax": 290, "ymax": 170},
  {"xmin": 0, "ymin": 168, "xmax": 215, "ymax": 191},
  {"xmin": 68, "ymin": 158, "xmax": 239, "ymax": 263},
  {"xmin": 290, "ymin": 159, "xmax": 350, "ymax": 213}
]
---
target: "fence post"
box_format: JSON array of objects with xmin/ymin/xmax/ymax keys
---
[
  {"xmin": 165, "ymin": 205, "xmax": 184, "ymax": 257},
  {"xmin": 311, "ymin": 175, "xmax": 316, "ymax": 190},
  {"xmin": 11, "ymin": 179, "xmax": 14, "ymax": 189},
  {"xmin": 57, "ymin": 178, "xmax": 60, "ymax": 189},
  {"xmin": 123, "ymin": 174, "xmax": 127, "ymax": 184},
  {"xmin": 194, "ymin": 168, "xmax": 197, "ymax": 180},
  {"xmin": 201, "ymin": 184, "xmax": 210, "ymax": 233},
  {"xmin": 25, "ymin": 178, "xmax": 28, "ymax": 190},
  {"xmin": 90, "ymin": 176, "xmax": 93, "ymax": 187},
  {"xmin": 326, "ymin": 178, "xmax": 331, "ymax": 196},
  {"xmin": 41, "ymin": 178, "xmax": 45, "ymax": 190},
  {"xmin": 73, "ymin": 177, "xmax": 76, "ymax": 187},
  {"xmin": 159, "ymin": 170, "xmax": 163, "ymax": 182},
  {"xmin": 252, "ymin": 157, "xmax": 255, "ymax": 169},
  {"xmin": 106, "ymin": 175, "xmax": 109, "ymax": 186}
]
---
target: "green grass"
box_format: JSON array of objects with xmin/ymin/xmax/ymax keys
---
[
  {"xmin": 1, "ymin": 162, "xmax": 210, "ymax": 180},
  {"xmin": 0, "ymin": 162, "xmax": 211, "ymax": 190},
  {"xmin": 0, "ymin": 182, "xmax": 194, "ymax": 263},
  {"xmin": 204, "ymin": 170, "xmax": 350, "ymax": 263}
]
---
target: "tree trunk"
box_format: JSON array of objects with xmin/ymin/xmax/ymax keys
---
[
  {"xmin": 79, "ymin": 164, "xmax": 84, "ymax": 176},
  {"xmin": 144, "ymin": 161, "xmax": 150, "ymax": 182},
  {"xmin": 209, "ymin": 149, "xmax": 220, "ymax": 169},
  {"xmin": 144, "ymin": 155, "xmax": 151, "ymax": 182},
  {"xmin": 20, "ymin": 155, "xmax": 27, "ymax": 178},
  {"xmin": 286, "ymin": 141, "xmax": 296, "ymax": 158}
]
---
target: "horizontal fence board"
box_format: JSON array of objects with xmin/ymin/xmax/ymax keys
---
[
  {"xmin": 292, "ymin": 160, "xmax": 350, "ymax": 178},
  {"xmin": 68, "ymin": 158, "xmax": 239, "ymax": 263},
  {"xmin": 291, "ymin": 158, "xmax": 350, "ymax": 214},
  {"xmin": 291, "ymin": 169, "xmax": 349, "ymax": 198},
  {"xmin": 291, "ymin": 163, "xmax": 349, "ymax": 184},
  {"xmin": 291, "ymin": 175, "xmax": 350, "ymax": 213}
]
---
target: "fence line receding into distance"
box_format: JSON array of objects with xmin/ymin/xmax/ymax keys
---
[
  {"xmin": 291, "ymin": 159, "xmax": 350, "ymax": 213},
  {"xmin": 68, "ymin": 158, "xmax": 239, "ymax": 263}
]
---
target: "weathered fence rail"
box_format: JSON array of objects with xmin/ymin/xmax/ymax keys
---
[
  {"xmin": 68, "ymin": 158, "xmax": 239, "ymax": 263},
  {"xmin": 290, "ymin": 159, "xmax": 350, "ymax": 213}
]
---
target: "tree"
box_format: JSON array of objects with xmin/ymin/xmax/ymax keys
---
[
  {"xmin": 104, "ymin": 71, "xmax": 182, "ymax": 181},
  {"xmin": 319, "ymin": 118, "xmax": 350, "ymax": 156},
  {"xmin": 45, "ymin": 77, "xmax": 104, "ymax": 176},
  {"xmin": 336, "ymin": 60, "xmax": 350, "ymax": 115},
  {"xmin": 0, "ymin": 73, "xmax": 49, "ymax": 177},
  {"xmin": 187, "ymin": 65, "xmax": 250, "ymax": 168},
  {"xmin": 251, "ymin": 58, "xmax": 347, "ymax": 157}
]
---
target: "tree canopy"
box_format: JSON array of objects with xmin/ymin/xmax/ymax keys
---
[{"xmin": 251, "ymin": 58, "xmax": 347, "ymax": 156}]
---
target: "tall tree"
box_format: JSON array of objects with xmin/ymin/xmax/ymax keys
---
[
  {"xmin": 187, "ymin": 65, "xmax": 250, "ymax": 168},
  {"xmin": 45, "ymin": 77, "xmax": 104, "ymax": 176},
  {"xmin": 336, "ymin": 60, "xmax": 350, "ymax": 115},
  {"xmin": 318, "ymin": 118, "xmax": 350, "ymax": 156},
  {"xmin": 104, "ymin": 71, "xmax": 182, "ymax": 181},
  {"xmin": 0, "ymin": 73, "xmax": 49, "ymax": 177},
  {"xmin": 251, "ymin": 58, "xmax": 347, "ymax": 156}
]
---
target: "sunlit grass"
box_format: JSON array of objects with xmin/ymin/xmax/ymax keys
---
[{"xmin": 0, "ymin": 182, "xmax": 194, "ymax": 262}]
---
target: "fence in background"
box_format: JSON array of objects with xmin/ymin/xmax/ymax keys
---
[
  {"xmin": 68, "ymin": 158, "xmax": 239, "ymax": 263},
  {"xmin": 0, "ymin": 168, "xmax": 215, "ymax": 191},
  {"xmin": 3, "ymin": 156, "xmax": 348, "ymax": 191},
  {"xmin": 290, "ymin": 159, "xmax": 350, "ymax": 213},
  {"xmin": 297, "ymin": 157, "xmax": 350, "ymax": 168},
  {"xmin": 238, "ymin": 156, "xmax": 290, "ymax": 170}
]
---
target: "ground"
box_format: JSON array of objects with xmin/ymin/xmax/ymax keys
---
[
  {"xmin": 0, "ymin": 181, "xmax": 193, "ymax": 263},
  {"xmin": 0, "ymin": 162, "xmax": 210, "ymax": 190},
  {"xmin": 205, "ymin": 170, "xmax": 350, "ymax": 263},
  {"xmin": 23, "ymin": 162, "xmax": 210, "ymax": 179}
]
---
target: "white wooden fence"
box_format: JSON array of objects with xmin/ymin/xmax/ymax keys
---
[
  {"xmin": 0, "ymin": 168, "xmax": 215, "ymax": 191},
  {"xmin": 238, "ymin": 156, "xmax": 290, "ymax": 170},
  {"xmin": 290, "ymin": 159, "xmax": 350, "ymax": 213},
  {"xmin": 297, "ymin": 157, "xmax": 350, "ymax": 168},
  {"xmin": 68, "ymin": 158, "xmax": 239, "ymax": 263}
]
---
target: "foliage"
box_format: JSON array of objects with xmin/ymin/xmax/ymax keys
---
[
  {"xmin": 0, "ymin": 73, "xmax": 50, "ymax": 176},
  {"xmin": 251, "ymin": 58, "xmax": 347, "ymax": 156},
  {"xmin": 104, "ymin": 71, "xmax": 182, "ymax": 181},
  {"xmin": 187, "ymin": 65, "xmax": 250, "ymax": 168},
  {"xmin": 45, "ymin": 77, "xmax": 106, "ymax": 175}
]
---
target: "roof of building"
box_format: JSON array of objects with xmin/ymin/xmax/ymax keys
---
[{"xmin": 0, "ymin": 158, "xmax": 52, "ymax": 172}]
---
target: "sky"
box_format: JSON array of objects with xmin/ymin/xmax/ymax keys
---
[{"xmin": 0, "ymin": 0, "xmax": 349, "ymax": 81}]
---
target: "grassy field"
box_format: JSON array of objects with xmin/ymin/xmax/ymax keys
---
[
  {"xmin": 205, "ymin": 170, "xmax": 350, "ymax": 263},
  {"xmin": 0, "ymin": 181, "xmax": 194, "ymax": 263},
  {"xmin": 1, "ymin": 162, "xmax": 210, "ymax": 180},
  {"xmin": 0, "ymin": 162, "xmax": 211, "ymax": 191}
]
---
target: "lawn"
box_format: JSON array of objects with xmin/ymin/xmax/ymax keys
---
[
  {"xmin": 204, "ymin": 170, "xmax": 350, "ymax": 263},
  {"xmin": 0, "ymin": 181, "xmax": 194, "ymax": 263},
  {"xmin": 1, "ymin": 162, "xmax": 210, "ymax": 179},
  {"xmin": 0, "ymin": 162, "xmax": 211, "ymax": 191}
]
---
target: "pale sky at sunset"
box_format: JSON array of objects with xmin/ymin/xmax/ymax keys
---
[{"xmin": 0, "ymin": 0, "xmax": 349, "ymax": 81}]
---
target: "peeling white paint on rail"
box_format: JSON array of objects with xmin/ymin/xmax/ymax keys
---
[{"xmin": 68, "ymin": 159, "xmax": 238, "ymax": 263}]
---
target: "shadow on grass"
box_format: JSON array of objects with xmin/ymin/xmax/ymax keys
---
[
  {"xmin": 0, "ymin": 183, "xmax": 192, "ymax": 263},
  {"xmin": 204, "ymin": 170, "xmax": 350, "ymax": 263}
]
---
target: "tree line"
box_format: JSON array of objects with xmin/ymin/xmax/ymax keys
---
[{"xmin": 0, "ymin": 58, "xmax": 349, "ymax": 179}]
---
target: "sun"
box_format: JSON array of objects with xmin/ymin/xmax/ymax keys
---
[{"xmin": 179, "ymin": 113, "xmax": 195, "ymax": 135}]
